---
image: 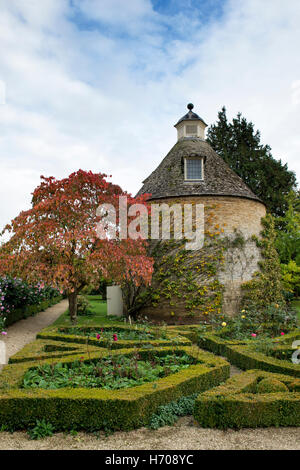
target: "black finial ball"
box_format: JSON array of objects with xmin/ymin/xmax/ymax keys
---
[{"xmin": 187, "ymin": 103, "xmax": 194, "ymax": 110}]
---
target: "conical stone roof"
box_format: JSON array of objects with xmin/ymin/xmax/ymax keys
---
[{"xmin": 137, "ymin": 137, "xmax": 261, "ymax": 202}]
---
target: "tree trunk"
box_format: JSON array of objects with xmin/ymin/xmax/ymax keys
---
[{"xmin": 68, "ymin": 292, "xmax": 78, "ymax": 323}]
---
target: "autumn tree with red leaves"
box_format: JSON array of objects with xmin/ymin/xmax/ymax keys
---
[{"xmin": 0, "ymin": 170, "xmax": 153, "ymax": 322}]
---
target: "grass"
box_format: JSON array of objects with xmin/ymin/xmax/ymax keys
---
[
  {"xmin": 291, "ymin": 299, "xmax": 300, "ymax": 322},
  {"xmin": 53, "ymin": 295, "xmax": 124, "ymax": 327}
]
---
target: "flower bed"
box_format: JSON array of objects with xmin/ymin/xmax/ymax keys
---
[
  {"xmin": 0, "ymin": 346, "xmax": 230, "ymax": 432},
  {"xmin": 37, "ymin": 325, "xmax": 191, "ymax": 349},
  {"xmin": 22, "ymin": 351, "xmax": 197, "ymax": 391},
  {"xmin": 194, "ymin": 370, "xmax": 300, "ymax": 429},
  {"xmin": 58, "ymin": 326, "xmax": 161, "ymax": 341}
]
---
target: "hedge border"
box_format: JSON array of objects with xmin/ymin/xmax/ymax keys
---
[
  {"xmin": 226, "ymin": 344, "xmax": 300, "ymax": 377},
  {"xmin": 0, "ymin": 346, "xmax": 230, "ymax": 432},
  {"xmin": 36, "ymin": 325, "xmax": 192, "ymax": 350},
  {"xmin": 8, "ymin": 339, "xmax": 104, "ymax": 364},
  {"xmin": 166, "ymin": 325, "xmax": 203, "ymax": 344},
  {"xmin": 194, "ymin": 369, "xmax": 300, "ymax": 429},
  {"xmin": 5, "ymin": 296, "xmax": 63, "ymax": 327},
  {"xmin": 197, "ymin": 329, "xmax": 300, "ymax": 376}
]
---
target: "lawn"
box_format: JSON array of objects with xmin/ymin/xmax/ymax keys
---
[{"xmin": 53, "ymin": 295, "xmax": 123, "ymax": 327}]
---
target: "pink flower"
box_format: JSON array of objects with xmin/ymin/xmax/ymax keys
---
[
  {"xmin": 113, "ymin": 334, "xmax": 118, "ymax": 342},
  {"xmin": 1, "ymin": 331, "xmax": 7, "ymax": 336},
  {"xmin": 281, "ymin": 332, "xmax": 285, "ymax": 336},
  {"xmin": 251, "ymin": 333, "xmax": 257, "ymax": 337},
  {"xmin": 96, "ymin": 334, "xmax": 101, "ymax": 340}
]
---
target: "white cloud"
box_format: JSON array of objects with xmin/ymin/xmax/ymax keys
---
[
  {"xmin": 0, "ymin": 0, "xmax": 299, "ymax": 238},
  {"xmin": 292, "ymin": 81, "xmax": 300, "ymax": 106},
  {"xmin": 75, "ymin": 0, "xmax": 153, "ymax": 24}
]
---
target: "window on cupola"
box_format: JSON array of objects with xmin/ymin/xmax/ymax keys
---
[
  {"xmin": 186, "ymin": 124, "xmax": 198, "ymax": 136},
  {"xmin": 184, "ymin": 158, "xmax": 204, "ymax": 181}
]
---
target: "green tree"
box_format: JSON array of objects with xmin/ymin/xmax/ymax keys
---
[
  {"xmin": 275, "ymin": 190, "xmax": 300, "ymax": 265},
  {"xmin": 241, "ymin": 214, "xmax": 285, "ymax": 310},
  {"xmin": 207, "ymin": 107, "xmax": 297, "ymax": 217}
]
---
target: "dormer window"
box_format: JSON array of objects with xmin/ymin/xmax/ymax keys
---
[{"xmin": 184, "ymin": 158, "xmax": 204, "ymax": 181}]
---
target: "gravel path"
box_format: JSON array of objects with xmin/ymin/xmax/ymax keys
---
[
  {"xmin": 0, "ymin": 418, "xmax": 299, "ymax": 450},
  {"xmin": 1, "ymin": 299, "xmax": 68, "ymax": 364},
  {"xmin": 0, "ymin": 303, "xmax": 299, "ymax": 450}
]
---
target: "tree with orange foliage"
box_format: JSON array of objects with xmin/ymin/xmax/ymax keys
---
[{"xmin": 0, "ymin": 170, "xmax": 153, "ymax": 322}]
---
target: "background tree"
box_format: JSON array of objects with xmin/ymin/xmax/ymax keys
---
[
  {"xmin": 0, "ymin": 170, "xmax": 153, "ymax": 322},
  {"xmin": 275, "ymin": 190, "xmax": 300, "ymax": 265},
  {"xmin": 275, "ymin": 190, "xmax": 300, "ymax": 298},
  {"xmin": 207, "ymin": 107, "xmax": 297, "ymax": 217},
  {"xmin": 241, "ymin": 214, "xmax": 285, "ymax": 310}
]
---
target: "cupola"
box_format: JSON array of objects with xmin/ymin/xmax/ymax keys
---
[{"xmin": 174, "ymin": 103, "xmax": 207, "ymax": 141}]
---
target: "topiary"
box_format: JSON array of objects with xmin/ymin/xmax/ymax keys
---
[{"xmin": 257, "ymin": 378, "xmax": 289, "ymax": 394}]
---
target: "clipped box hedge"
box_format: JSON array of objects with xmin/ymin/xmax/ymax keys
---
[
  {"xmin": 194, "ymin": 370, "xmax": 300, "ymax": 429},
  {"xmin": 8, "ymin": 339, "xmax": 104, "ymax": 364},
  {"xmin": 166, "ymin": 325, "xmax": 204, "ymax": 344},
  {"xmin": 197, "ymin": 329, "xmax": 300, "ymax": 377},
  {"xmin": 37, "ymin": 325, "xmax": 192, "ymax": 350},
  {"xmin": 226, "ymin": 344, "xmax": 300, "ymax": 377},
  {"xmin": 5, "ymin": 296, "xmax": 63, "ymax": 327},
  {"xmin": 0, "ymin": 346, "xmax": 230, "ymax": 432}
]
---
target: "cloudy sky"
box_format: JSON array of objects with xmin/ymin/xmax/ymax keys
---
[{"xmin": 0, "ymin": 0, "xmax": 299, "ymax": 235}]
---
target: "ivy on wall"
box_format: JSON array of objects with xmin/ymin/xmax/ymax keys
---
[
  {"xmin": 134, "ymin": 204, "xmax": 227, "ymax": 322},
  {"xmin": 132, "ymin": 205, "xmax": 284, "ymax": 323}
]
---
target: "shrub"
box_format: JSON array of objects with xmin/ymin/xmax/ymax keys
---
[
  {"xmin": 77, "ymin": 296, "xmax": 92, "ymax": 316},
  {"xmin": 241, "ymin": 215, "xmax": 285, "ymax": 310},
  {"xmin": 218, "ymin": 304, "xmax": 297, "ymax": 341},
  {"xmin": 0, "ymin": 276, "xmax": 61, "ymax": 327},
  {"xmin": 281, "ymin": 260, "xmax": 300, "ymax": 298},
  {"xmin": 257, "ymin": 378, "xmax": 289, "ymax": 393},
  {"xmin": 148, "ymin": 393, "xmax": 198, "ymax": 429}
]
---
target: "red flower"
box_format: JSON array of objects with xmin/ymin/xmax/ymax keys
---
[
  {"xmin": 113, "ymin": 334, "xmax": 118, "ymax": 342},
  {"xmin": 96, "ymin": 334, "xmax": 101, "ymax": 340}
]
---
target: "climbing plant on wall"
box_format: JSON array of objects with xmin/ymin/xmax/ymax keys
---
[{"xmin": 134, "ymin": 204, "xmax": 226, "ymax": 323}]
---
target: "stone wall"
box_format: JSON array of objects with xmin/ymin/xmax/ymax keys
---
[{"xmin": 138, "ymin": 195, "xmax": 266, "ymax": 323}]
